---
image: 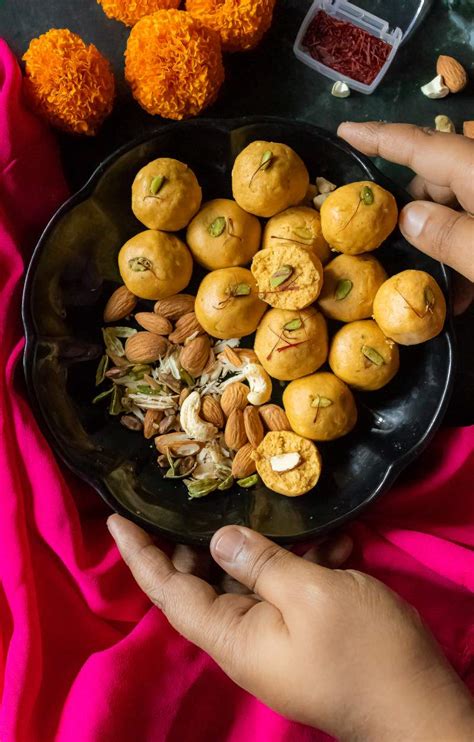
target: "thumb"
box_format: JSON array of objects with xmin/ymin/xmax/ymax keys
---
[
  {"xmin": 400, "ymin": 201, "xmax": 474, "ymax": 282},
  {"xmin": 211, "ymin": 526, "xmax": 332, "ymax": 609}
]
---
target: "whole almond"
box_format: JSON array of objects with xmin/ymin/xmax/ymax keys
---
[
  {"xmin": 436, "ymin": 55, "xmax": 468, "ymax": 93},
  {"xmin": 103, "ymin": 286, "xmax": 137, "ymax": 322},
  {"xmin": 259, "ymin": 404, "xmax": 291, "ymax": 431},
  {"xmin": 231, "ymin": 443, "xmax": 257, "ymax": 478},
  {"xmin": 224, "ymin": 409, "xmax": 248, "ymax": 451},
  {"xmin": 463, "ymin": 121, "xmax": 474, "ymax": 139},
  {"xmin": 220, "ymin": 382, "xmax": 249, "ymax": 417},
  {"xmin": 143, "ymin": 409, "xmax": 164, "ymax": 439},
  {"xmin": 179, "ymin": 335, "xmax": 211, "ymax": 376},
  {"xmin": 135, "ymin": 312, "xmax": 172, "ymax": 335},
  {"xmin": 169, "ymin": 312, "xmax": 203, "ymax": 344},
  {"xmin": 154, "ymin": 294, "xmax": 195, "ymax": 320},
  {"xmin": 201, "ymin": 395, "xmax": 225, "ymax": 428},
  {"xmin": 243, "ymin": 405, "xmax": 264, "ymax": 447},
  {"xmin": 125, "ymin": 332, "xmax": 168, "ymax": 363}
]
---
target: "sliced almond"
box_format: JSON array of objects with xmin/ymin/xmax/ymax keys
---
[
  {"xmin": 270, "ymin": 451, "xmax": 301, "ymax": 473},
  {"xmin": 223, "ymin": 345, "xmax": 243, "ymax": 367},
  {"xmin": 155, "ymin": 432, "xmax": 199, "ymax": 455},
  {"xmin": 173, "ymin": 442, "xmax": 201, "ymax": 457}
]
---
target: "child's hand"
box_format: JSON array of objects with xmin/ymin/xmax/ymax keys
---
[
  {"xmin": 338, "ymin": 122, "xmax": 474, "ymax": 314},
  {"xmin": 108, "ymin": 516, "xmax": 474, "ymax": 741}
]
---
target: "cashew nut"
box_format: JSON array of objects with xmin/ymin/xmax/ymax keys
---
[
  {"xmin": 421, "ymin": 75, "xmax": 449, "ymax": 99},
  {"xmin": 180, "ymin": 391, "xmax": 217, "ymax": 442},
  {"xmin": 240, "ymin": 363, "xmax": 272, "ymax": 406}
]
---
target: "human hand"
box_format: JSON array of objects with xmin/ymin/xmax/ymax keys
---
[
  {"xmin": 108, "ymin": 516, "xmax": 474, "ymax": 741},
  {"xmin": 337, "ymin": 122, "xmax": 474, "ymax": 314}
]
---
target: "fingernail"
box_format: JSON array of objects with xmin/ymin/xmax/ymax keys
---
[
  {"xmin": 401, "ymin": 202, "xmax": 429, "ymax": 239},
  {"xmin": 211, "ymin": 527, "xmax": 247, "ymax": 563}
]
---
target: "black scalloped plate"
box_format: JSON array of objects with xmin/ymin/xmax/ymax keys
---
[{"xmin": 22, "ymin": 117, "xmax": 454, "ymax": 545}]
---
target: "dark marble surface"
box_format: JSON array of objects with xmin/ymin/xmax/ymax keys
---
[{"xmin": 1, "ymin": 0, "xmax": 473, "ymax": 423}]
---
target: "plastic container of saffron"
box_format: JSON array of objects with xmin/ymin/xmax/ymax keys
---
[{"xmin": 293, "ymin": 0, "xmax": 432, "ymax": 94}]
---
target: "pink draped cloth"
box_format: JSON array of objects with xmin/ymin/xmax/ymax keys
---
[{"xmin": 0, "ymin": 40, "xmax": 472, "ymax": 742}]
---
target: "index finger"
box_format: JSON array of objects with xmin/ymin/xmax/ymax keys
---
[
  {"xmin": 107, "ymin": 514, "xmax": 258, "ymax": 655},
  {"xmin": 337, "ymin": 122, "xmax": 474, "ymax": 212}
]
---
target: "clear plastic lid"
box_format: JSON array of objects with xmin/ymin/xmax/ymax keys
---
[
  {"xmin": 293, "ymin": 0, "xmax": 434, "ymax": 94},
  {"xmin": 353, "ymin": 0, "xmax": 434, "ymax": 42}
]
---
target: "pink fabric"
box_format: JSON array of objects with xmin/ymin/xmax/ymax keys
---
[{"xmin": 0, "ymin": 40, "xmax": 472, "ymax": 742}]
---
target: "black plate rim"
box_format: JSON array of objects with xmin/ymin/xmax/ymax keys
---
[{"xmin": 21, "ymin": 116, "xmax": 455, "ymax": 545}]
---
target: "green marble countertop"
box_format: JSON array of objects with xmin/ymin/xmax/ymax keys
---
[{"xmin": 1, "ymin": 0, "xmax": 473, "ymax": 422}]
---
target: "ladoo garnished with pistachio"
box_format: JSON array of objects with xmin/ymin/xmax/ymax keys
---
[
  {"xmin": 118, "ymin": 230, "xmax": 193, "ymax": 300},
  {"xmin": 186, "ymin": 198, "xmax": 261, "ymax": 269},
  {"xmin": 232, "ymin": 141, "xmax": 309, "ymax": 217},
  {"xmin": 132, "ymin": 157, "xmax": 202, "ymax": 231},
  {"xmin": 373, "ymin": 270, "xmax": 447, "ymax": 345},
  {"xmin": 195, "ymin": 267, "xmax": 266, "ymax": 339},
  {"xmin": 320, "ymin": 181, "xmax": 398, "ymax": 254}
]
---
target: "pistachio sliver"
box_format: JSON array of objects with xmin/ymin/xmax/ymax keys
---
[
  {"xmin": 95, "ymin": 354, "xmax": 109, "ymax": 386},
  {"xmin": 102, "ymin": 328, "xmax": 126, "ymax": 357},
  {"xmin": 92, "ymin": 387, "xmax": 114, "ymax": 404},
  {"xmin": 186, "ymin": 478, "xmax": 220, "ymax": 499},
  {"xmin": 424, "ymin": 286, "xmax": 435, "ymax": 311},
  {"xmin": 311, "ymin": 394, "xmax": 333, "ymax": 408},
  {"xmin": 270, "ymin": 264, "xmax": 293, "ymax": 288},
  {"xmin": 179, "ymin": 369, "xmax": 195, "ymax": 387},
  {"xmin": 109, "ymin": 385, "xmax": 124, "ymax": 415},
  {"xmin": 218, "ymin": 474, "xmax": 234, "ymax": 491},
  {"xmin": 128, "ymin": 256, "xmax": 153, "ymax": 272},
  {"xmin": 232, "ymin": 282, "xmax": 251, "ymax": 296},
  {"xmin": 335, "ymin": 278, "xmax": 353, "ymax": 301},
  {"xmin": 292, "ymin": 227, "xmax": 313, "ymax": 241},
  {"xmin": 249, "ymin": 150, "xmax": 274, "ymax": 186},
  {"xmin": 360, "ymin": 185, "xmax": 374, "ymax": 205},
  {"xmin": 237, "ymin": 474, "xmax": 259, "ymax": 488},
  {"xmin": 283, "ymin": 318, "xmax": 303, "ymax": 331},
  {"xmin": 260, "ymin": 150, "xmax": 273, "ymax": 170},
  {"xmin": 208, "ymin": 216, "xmax": 226, "ymax": 237},
  {"xmin": 361, "ymin": 345, "xmax": 385, "ymax": 366},
  {"xmin": 150, "ymin": 175, "xmax": 165, "ymax": 195}
]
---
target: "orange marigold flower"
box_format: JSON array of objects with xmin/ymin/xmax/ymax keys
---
[
  {"xmin": 186, "ymin": 0, "xmax": 276, "ymax": 52},
  {"xmin": 125, "ymin": 10, "xmax": 224, "ymax": 121},
  {"xmin": 23, "ymin": 29, "xmax": 115, "ymax": 136},
  {"xmin": 97, "ymin": 0, "xmax": 180, "ymax": 26}
]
